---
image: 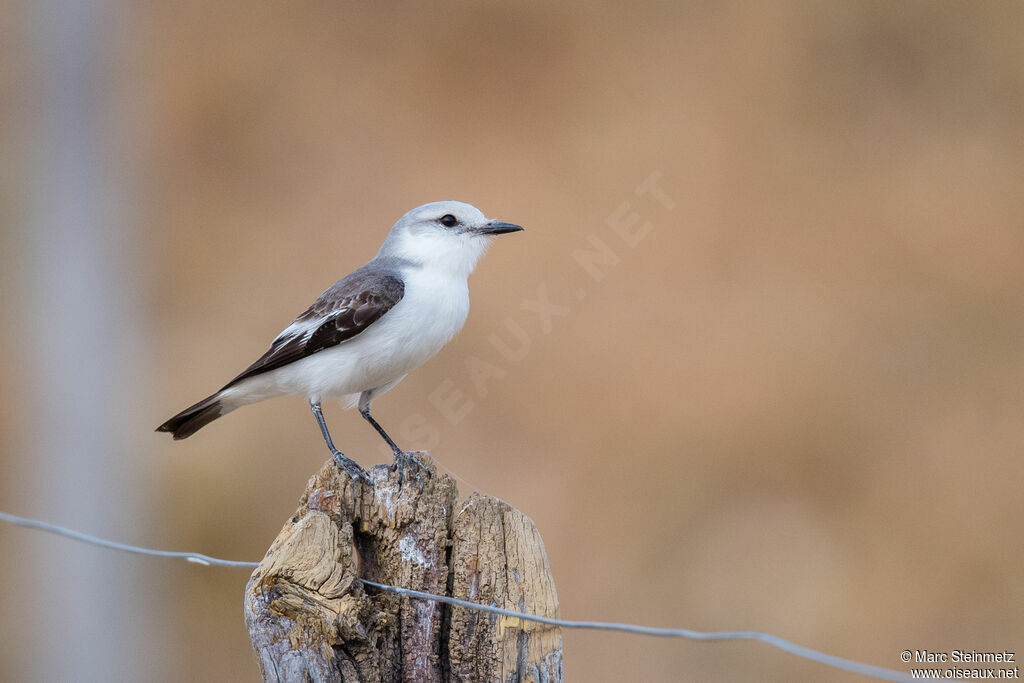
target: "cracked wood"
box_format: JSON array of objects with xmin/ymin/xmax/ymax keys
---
[{"xmin": 244, "ymin": 453, "xmax": 563, "ymax": 682}]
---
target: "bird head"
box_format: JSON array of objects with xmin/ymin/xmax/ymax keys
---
[{"xmin": 378, "ymin": 201, "xmax": 523, "ymax": 277}]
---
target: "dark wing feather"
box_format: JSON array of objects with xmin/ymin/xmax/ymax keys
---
[{"xmin": 223, "ymin": 269, "xmax": 404, "ymax": 388}]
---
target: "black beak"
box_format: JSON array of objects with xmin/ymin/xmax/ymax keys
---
[{"xmin": 476, "ymin": 220, "xmax": 524, "ymax": 236}]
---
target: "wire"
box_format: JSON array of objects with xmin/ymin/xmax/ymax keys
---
[
  {"xmin": 0, "ymin": 510, "xmax": 258, "ymax": 568},
  {"xmin": 0, "ymin": 510, "xmax": 913, "ymax": 682},
  {"xmin": 361, "ymin": 581, "xmax": 912, "ymax": 682}
]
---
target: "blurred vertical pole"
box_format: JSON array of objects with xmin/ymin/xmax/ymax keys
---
[{"xmin": 19, "ymin": 0, "xmax": 148, "ymax": 680}]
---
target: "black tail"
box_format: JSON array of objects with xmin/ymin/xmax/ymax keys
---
[{"xmin": 156, "ymin": 393, "xmax": 225, "ymax": 440}]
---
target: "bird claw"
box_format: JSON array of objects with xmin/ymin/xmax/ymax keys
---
[
  {"xmin": 332, "ymin": 451, "xmax": 371, "ymax": 483},
  {"xmin": 393, "ymin": 451, "xmax": 429, "ymax": 488}
]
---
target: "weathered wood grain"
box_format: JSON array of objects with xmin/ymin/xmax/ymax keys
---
[
  {"xmin": 447, "ymin": 494, "xmax": 563, "ymax": 682},
  {"xmin": 244, "ymin": 453, "xmax": 562, "ymax": 682}
]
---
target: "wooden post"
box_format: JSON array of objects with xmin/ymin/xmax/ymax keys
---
[{"xmin": 244, "ymin": 452, "xmax": 563, "ymax": 682}]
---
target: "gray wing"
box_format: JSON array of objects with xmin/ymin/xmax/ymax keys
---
[{"xmin": 224, "ymin": 266, "xmax": 404, "ymax": 388}]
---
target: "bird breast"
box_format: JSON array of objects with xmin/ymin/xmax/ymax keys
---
[{"xmin": 362, "ymin": 268, "xmax": 471, "ymax": 377}]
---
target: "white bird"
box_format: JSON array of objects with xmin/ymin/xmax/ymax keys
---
[{"xmin": 157, "ymin": 201, "xmax": 523, "ymax": 481}]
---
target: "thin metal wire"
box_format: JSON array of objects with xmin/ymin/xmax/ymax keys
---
[
  {"xmin": 361, "ymin": 581, "xmax": 912, "ymax": 682},
  {"xmin": 0, "ymin": 510, "xmax": 912, "ymax": 682},
  {"xmin": 0, "ymin": 510, "xmax": 258, "ymax": 568}
]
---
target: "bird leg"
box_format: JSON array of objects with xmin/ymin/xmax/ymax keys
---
[
  {"xmin": 359, "ymin": 405, "xmax": 403, "ymax": 456},
  {"xmin": 310, "ymin": 401, "xmax": 369, "ymax": 482},
  {"xmin": 359, "ymin": 403, "xmax": 428, "ymax": 486}
]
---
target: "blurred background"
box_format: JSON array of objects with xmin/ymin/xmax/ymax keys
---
[{"xmin": 2, "ymin": 2, "xmax": 1023, "ymax": 681}]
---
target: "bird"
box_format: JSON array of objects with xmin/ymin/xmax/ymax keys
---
[{"xmin": 156, "ymin": 200, "xmax": 523, "ymax": 482}]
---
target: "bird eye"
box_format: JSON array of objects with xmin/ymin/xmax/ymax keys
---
[{"xmin": 439, "ymin": 214, "xmax": 458, "ymax": 228}]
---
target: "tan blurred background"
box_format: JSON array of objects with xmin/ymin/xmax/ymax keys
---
[{"xmin": 3, "ymin": 2, "xmax": 1023, "ymax": 681}]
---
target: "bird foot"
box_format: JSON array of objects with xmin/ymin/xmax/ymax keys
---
[
  {"xmin": 332, "ymin": 450, "xmax": 371, "ymax": 483},
  {"xmin": 393, "ymin": 451, "xmax": 430, "ymax": 488}
]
